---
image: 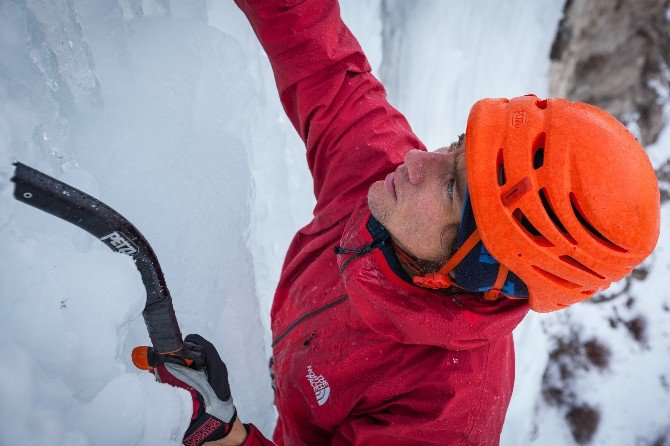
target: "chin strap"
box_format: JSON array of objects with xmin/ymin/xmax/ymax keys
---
[
  {"xmin": 485, "ymin": 264, "xmax": 509, "ymax": 301},
  {"xmin": 397, "ymin": 229, "xmax": 506, "ymax": 301},
  {"xmin": 409, "ymin": 229, "xmax": 481, "ymax": 289},
  {"xmin": 390, "ymin": 239, "xmax": 430, "ymax": 277}
]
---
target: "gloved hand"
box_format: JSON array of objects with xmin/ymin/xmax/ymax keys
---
[{"xmin": 133, "ymin": 334, "xmax": 241, "ymax": 446}]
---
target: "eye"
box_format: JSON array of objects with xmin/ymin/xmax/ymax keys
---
[{"xmin": 447, "ymin": 178, "xmax": 456, "ymax": 200}]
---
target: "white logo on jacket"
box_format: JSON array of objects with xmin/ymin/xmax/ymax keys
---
[{"xmin": 306, "ymin": 365, "xmax": 330, "ymax": 406}]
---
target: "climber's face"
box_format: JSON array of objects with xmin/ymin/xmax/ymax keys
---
[{"xmin": 368, "ymin": 136, "xmax": 468, "ymax": 265}]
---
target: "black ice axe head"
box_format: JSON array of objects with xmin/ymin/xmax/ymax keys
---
[{"xmin": 10, "ymin": 162, "xmax": 203, "ymax": 368}]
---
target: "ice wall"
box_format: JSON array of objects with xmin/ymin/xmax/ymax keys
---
[
  {"xmin": 380, "ymin": 0, "xmax": 565, "ymax": 150},
  {"xmin": 0, "ymin": 0, "xmax": 273, "ymax": 443}
]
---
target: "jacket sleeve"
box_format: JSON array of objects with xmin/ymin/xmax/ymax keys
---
[
  {"xmin": 241, "ymin": 424, "xmax": 275, "ymax": 445},
  {"xmin": 235, "ymin": 0, "xmax": 426, "ymax": 226}
]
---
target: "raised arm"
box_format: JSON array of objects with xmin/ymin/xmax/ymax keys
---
[{"xmin": 235, "ymin": 0, "xmax": 426, "ymax": 225}]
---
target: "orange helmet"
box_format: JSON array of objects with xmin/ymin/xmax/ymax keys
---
[{"xmin": 462, "ymin": 95, "xmax": 660, "ymax": 312}]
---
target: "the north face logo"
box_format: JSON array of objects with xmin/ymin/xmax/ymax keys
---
[{"xmin": 306, "ymin": 365, "xmax": 330, "ymax": 406}]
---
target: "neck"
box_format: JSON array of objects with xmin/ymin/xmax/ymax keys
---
[{"xmin": 391, "ymin": 238, "xmax": 451, "ymax": 278}]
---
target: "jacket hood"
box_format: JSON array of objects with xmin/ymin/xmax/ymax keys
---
[{"xmin": 336, "ymin": 198, "xmax": 529, "ymax": 350}]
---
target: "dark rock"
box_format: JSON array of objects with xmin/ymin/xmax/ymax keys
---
[
  {"xmin": 565, "ymin": 404, "xmax": 600, "ymax": 444},
  {"xmin": 583, "ymin": 338, "xmax": 611, "ymax": 370},
  {"xmin": 624, "ymin": 314, "xmax": 649, "ymax": 345},
  {"xmin": 550, "ymin": 0, "xmax": 670, "ymax": 146},
  {"xmin": 656, "ymin": 159, "xmax": 670, "ymax": 203}
]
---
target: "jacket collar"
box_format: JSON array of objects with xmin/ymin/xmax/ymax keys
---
[{"xmin": 336, "ymin": 198, "xmax": 529, "ymax": 350}]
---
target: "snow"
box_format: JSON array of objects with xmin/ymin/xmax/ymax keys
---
[
  {"xmin": 1, "ymin": 0, "xmax": 668, "ymax": 445},
  {"xmin": 1, "ymin": 0, "xmax": 271, "ymax": 442}
]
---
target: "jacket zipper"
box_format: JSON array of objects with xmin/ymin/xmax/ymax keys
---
[
  {"xmin": 271, "ymin": 295, "xmax": 349, "ymax": 347},
  {"xmin": 272, "ymin": 332, "xmax": 318, "ymax": 363}
]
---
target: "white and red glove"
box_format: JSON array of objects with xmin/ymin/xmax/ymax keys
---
[{"xmin": 134, "ymin": 334, "xmax": 238, "ymax": 446}]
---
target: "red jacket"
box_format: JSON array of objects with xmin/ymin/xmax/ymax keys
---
[{"xmin": 235, "ymin": 1, "xmax": 529, "ymax": 445}]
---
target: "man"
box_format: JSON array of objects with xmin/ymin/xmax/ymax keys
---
[{"xmin": 135, "ymin": 0, "xmax": 660, "ymax": 445}]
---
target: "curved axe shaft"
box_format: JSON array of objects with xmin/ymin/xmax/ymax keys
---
[{"xmin": 11, "ymin": 162, "xmax": 202, "ymax": 367}]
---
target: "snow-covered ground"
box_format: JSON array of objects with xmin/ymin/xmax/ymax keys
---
[{"xmin": 1, "ymin": 1, "xmax": 668, "ymax": 445}]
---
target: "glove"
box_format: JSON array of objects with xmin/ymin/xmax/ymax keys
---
[{"xmin": 133, "ymin": 334, "xmax": 238, "ymax": 446}]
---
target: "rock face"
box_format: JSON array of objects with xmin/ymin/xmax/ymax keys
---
[{"xmin": 549, "ymin": 0, "xmax": 670, "ymax": 146}]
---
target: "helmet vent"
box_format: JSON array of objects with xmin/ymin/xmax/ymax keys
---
[
  {"xmin": 559, "ymin": 255, "xmax": 605, "ymax": 280},
  {"xmin": 539, "ymin": 188, "xmax": 577, "ymax": 244},
  {"xmin": 532, "ymin": 265, "xmax": 581, "ymax": 289},
  {"xmin": 532, "ymin": 133, "xmax": 546, "ymax": 169},
  {"xmin": 497, "ymin": 148, "xmax": 506, "ymax": 186},
  {"xmin": 513, "ymin": 208, "xmax": 554, "ymax": 247},
  {"xmin": 569, "ymin": 193, "xmax": 628, "ymax": 253},
  {"xmin": 533, "ymin": 148, "xmax": 544, "ymax": 169}
]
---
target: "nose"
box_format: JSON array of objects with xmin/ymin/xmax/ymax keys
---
[{"xmin": 404, "ymin": 149, "xmax": 454, "ymax": 185}]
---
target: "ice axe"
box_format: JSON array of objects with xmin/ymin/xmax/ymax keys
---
[{"xmin": 10, "ymin": 162, "xmax": 204, "ymax": 370}]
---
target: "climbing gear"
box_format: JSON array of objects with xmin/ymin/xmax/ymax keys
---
[
  {"xmin": 12, "ymin": 162, "xmax": 204, "ymax": 366},
  {"xmin": 133, "ymin": 334, "xmax": 238, "ymax": 446},
  {"xmin": 463, "ymin": 94, "xmax": 660, "ymax": 312}
]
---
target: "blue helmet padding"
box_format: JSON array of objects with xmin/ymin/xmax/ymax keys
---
[{"xmin": 453, "ymin": 190, "xmax": 529, "ymax": 298}]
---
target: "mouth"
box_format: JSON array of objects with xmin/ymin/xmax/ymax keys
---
[{"xmin": 384, "ymin": 172, "xmax": 397, "ymax": 201}]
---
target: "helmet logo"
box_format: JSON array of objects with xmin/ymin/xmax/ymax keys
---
[
  {"xmin": 502, "ymin": 177, "xmax": 532, "ymax": 207},
  {"xmin": 512, "ymin": 111, "xmax": 527, "ymax": 128}
]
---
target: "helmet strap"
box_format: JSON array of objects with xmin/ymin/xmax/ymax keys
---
[
  {"xmin": 411, "ymin": 229, "xmax": 481, "ymax": 290},
  {"xmin": 391, "ymin": 239, "xmax": 432, "ymax": 277},
  {"xmin": 483, "ymin": 265, "xmax": 509, "ymax": 301}
]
